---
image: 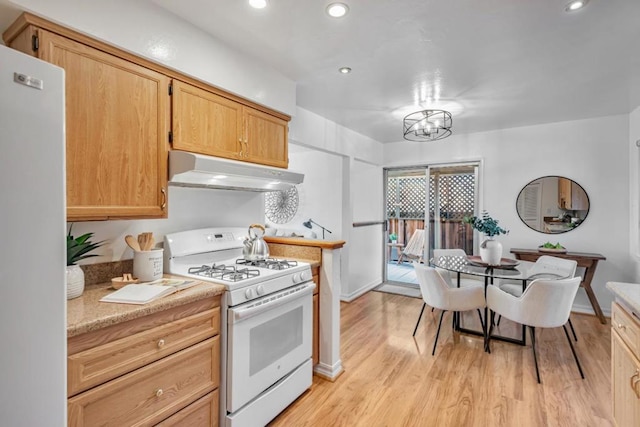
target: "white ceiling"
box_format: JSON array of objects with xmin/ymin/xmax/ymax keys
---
[
  {"xmin": 149, "ymin": 0, "xmax": 640, "ymax": 143},
  {"xmin": 4, "ymin": 1, "xmax": 639, "ymax": 143}
]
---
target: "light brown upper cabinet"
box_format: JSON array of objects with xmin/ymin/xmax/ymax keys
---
[
  {"xmin": 4, "ymin": 13, "xmax": 291, "ymax": 221},
  {"xmin": 558, "ymin": 177, "xmax": 588, "ymax": 211},
  {"xmin": 172, "ymin": 80, "xmax": 243, "ymax": 161},
  {"xmin": 41, "ymin": 31, "xmax": 170, "ymax": 220},
  {"xmin": 243, "ymin": 106, "xmax": 288, "ymax": 168},
  {"xmin": 4, "ymin": 18, "xmax": 169, "ymax": 220},
  {"xmin": 172, "ymin": 80, "xmax": 289, "ymax": 168}
]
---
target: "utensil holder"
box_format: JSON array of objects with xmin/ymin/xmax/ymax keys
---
[{"xmin": 133, "ymin": 249, "xmax": 163, "ymax": 282}]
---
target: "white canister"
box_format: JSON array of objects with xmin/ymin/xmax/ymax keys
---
[{"xmin": 133, "ymin": 249, "xmax": 164, "ymax": 282}]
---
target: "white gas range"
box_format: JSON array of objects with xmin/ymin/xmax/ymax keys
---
[{"xmin": 164, "ymin": 227, "xmax": 315, "ymax": 427}]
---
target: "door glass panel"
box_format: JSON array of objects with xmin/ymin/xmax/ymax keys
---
[
  {"xmin": 383, "ymin": 163, "xmax": 479, "ymax": 286},
  {"xmin": 384, "ymin": 168, "xmax": 427, "ymax": 285},
  {"xmin": 429, "ymin": 165, "xmax": 477, "ymax": 260}
]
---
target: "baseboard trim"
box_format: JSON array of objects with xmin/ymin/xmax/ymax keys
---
[
  {"xmin": 314, "ymin": 361, "xmax": 344, "ymax": 382},
  {"xmin": 340, "ymin": 279, "xmax": 381, "ymax": 302},
  {"xmin": 571, "ymin": 302, "xmax": 611, "ymax": 318}
]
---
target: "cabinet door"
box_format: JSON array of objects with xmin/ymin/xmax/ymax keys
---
[
  {"xmin": 313, "ymin": 293, "xmax": 319, "ymax": 366},
  {"xmin": 172, "ymin": 80, "xmax": 242, "ymax": 160},
  {"xmin": 39, "ymin": 30, "xmax": 169, "ymax": 220},
  {"xmin": 612, "ymin": 332, "xmax": 640, "ymax": 426},
  {"xmin": 243, "ymin": 107, "xmax": 288, "ymax": 168},
  {"xmin": 571, "ymin": 181, "xmax": 588, "ymax": 211},
  {"xmin": 558, "ymin": 178, "xmax": 571, "ymax": 209}
]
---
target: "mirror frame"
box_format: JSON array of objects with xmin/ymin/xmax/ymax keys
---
[{"xmin": 516, "ymin": 175, "xmax": 590, "ymax": 234}]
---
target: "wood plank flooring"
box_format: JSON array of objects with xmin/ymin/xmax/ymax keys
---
[{"xmin": 270, "ymin": 291, "xmax": 612, "ymax": 427}]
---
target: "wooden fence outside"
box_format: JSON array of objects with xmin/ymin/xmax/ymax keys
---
[{"xmin": 388, "ymin": 218, "xmax": 474, "ymax": 257}]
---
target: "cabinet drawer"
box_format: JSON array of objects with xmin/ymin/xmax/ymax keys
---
[
  {"xmin": 68, "ymin": 336, "xmax": 219, "ymax": 427},
  {"xmin": 613, "ymin": 303, "xmax": 640, "ymax": 357},
  {"xmin": 156, "ymin": 389, "xmax": 219, "ymax": 427},
  {"xmin": 69, "ymin": 307, "xmax": 219, "ymax": 397}
]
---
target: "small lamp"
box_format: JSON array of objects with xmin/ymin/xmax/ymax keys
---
[{"xmin": 303, "ymin": 218, "xmax": 332, "ymax": 239}]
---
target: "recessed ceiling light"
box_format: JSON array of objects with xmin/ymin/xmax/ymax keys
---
[
  {"xmin": 565, "ymin": 0, "xmax": 588, "ymax": 12},
  {"xmin": 249, "ymin": 0, "xmax": 268, "ymax": 9},
  {"xmin": 338, "ymin": 67, "xmax": 352, "ymax": 74},
  {"xmin": 213, "ymin": 175, "xmax": 228, "ymax": 179},
  {"xmin": 326, "ymin": 3, "xmax": 349, "ymax": 18}
]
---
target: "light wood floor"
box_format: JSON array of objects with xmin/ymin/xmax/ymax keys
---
[{"xmin": 270, "ymin": 291, "xmax": 612, "ymax": 427}]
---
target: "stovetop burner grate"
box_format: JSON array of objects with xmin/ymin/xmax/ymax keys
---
[
  {"xmin": 188, "ymin": 263, "xmax": 261, "ymax": 282},
  {"xmin": 235, "ymin": 258, "xmax": 298, "ymax": 270}
]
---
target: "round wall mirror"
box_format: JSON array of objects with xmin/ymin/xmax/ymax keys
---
[{"xmin": 516, "ymin": 176, "xmax": 589, "ymax": 234}]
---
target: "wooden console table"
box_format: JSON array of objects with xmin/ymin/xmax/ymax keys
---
[{"xmin": 510, "ymin": 248, "xmax": 607, "ymax": 324}]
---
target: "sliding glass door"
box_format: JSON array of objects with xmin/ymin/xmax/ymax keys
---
[{"xmin": 383, "ymin": 163, "xmax": 479, "ymax": 286}]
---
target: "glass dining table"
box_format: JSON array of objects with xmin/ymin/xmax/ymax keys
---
[{"xmin": 431, "ymin": 255, "xmax": 570, "ymax": 351}]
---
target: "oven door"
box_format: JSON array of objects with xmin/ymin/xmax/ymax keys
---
[{"xmin": 227, "ymin": 281, "xmax": 315, "ymax": 413}]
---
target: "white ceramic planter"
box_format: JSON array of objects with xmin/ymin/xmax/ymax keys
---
[
  {"xmin": 479, "ymin": 238, "xmax": 502, "ymax": 266},
  {"xmin": 66, "ymin": 264, "xmax": 85, "ymax": 300}
]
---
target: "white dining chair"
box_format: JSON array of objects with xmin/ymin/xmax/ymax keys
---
[
  {"xmin": 486, "ymin": 276, "xmax": 584, "ymax": 383},
  {"xmin": 412, "ymin": 262, "xmax": 486, "ymax": 355},
  {"xmin": 496, "ymin": 255, "xmax": 579, "ymax": 341}
]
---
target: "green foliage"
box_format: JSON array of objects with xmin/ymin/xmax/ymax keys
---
[
  {"xmin": 541, "ymin": 242, "xmax": 564, "ymax": 249},
  {"xmin": 389, "ymin": 233, "xmax": 398, "ymax": 241},
  {"xmin": 67, "ymin": 224, "xmax": 105, "ymax": 266},
  {"xmin": 463, "ymin": 211, "xmax": 509, "ymax": 237}
]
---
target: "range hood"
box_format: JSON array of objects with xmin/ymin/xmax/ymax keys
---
[{"xmin": 169, "ymin": 150, "xmax": 304, "ymax": 192}]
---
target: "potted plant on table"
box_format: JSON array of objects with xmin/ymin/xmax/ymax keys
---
[
  {"xmin": 66, "ymin": 225, "xmax": 104, "ymax": 299},
  {"xmin": 463, "ymin": 211, "xmax": 509, "ymax": 265},
  {"xmin": 389, "ymin": 232, "xmax": 398, "ymax": 243}
]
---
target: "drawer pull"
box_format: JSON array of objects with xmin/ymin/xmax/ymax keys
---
[
  {"xmin": 617, "ymin": 323, "xmax": 626, "ymax": 330},
  {"xmin": 631, "ymin": 371, "xmax": 640, "ymax": 399},
  {"xmin": 157, "ymin": 339, "xmax": 165, "ymax": 348},
  {"xmin": 155, "ymin": 388, "xmax": 164, "ymax": 397}
]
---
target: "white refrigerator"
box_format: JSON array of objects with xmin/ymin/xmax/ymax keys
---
[{"xmin": 0, "ymin": 45, "xmax": 67, "ymax": 425}]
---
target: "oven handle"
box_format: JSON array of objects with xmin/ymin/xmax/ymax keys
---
[{"xmin": 230, "ymin": 281, "xmax": 316, "ymax": 324}]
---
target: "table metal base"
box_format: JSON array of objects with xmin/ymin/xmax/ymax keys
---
[{"xmin": 453, "ymin": 273, "xmax": 527, "ymax": 352}]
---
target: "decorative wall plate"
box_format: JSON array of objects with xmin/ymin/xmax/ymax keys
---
[{"xmin": 265, "ymin": 186, "xmax": 299, "ymax": 224}]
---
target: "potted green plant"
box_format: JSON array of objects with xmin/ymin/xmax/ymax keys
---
[
  {"xmin": 463, "ymin": 211, "xmax": 509, "ymax": 265},
  {"xmin": 66, "ymin": 225, "xmax": 104, "ymax": 299},
  {"xmin": 389, "ymin": 232, "xmax": 398, "ymax": 243}
]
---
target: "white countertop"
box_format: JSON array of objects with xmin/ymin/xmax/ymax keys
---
[{"xmin": 607, "ymin": 281, "xmax": 640, "ymax": 314}]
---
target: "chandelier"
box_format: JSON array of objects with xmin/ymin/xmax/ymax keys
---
[{"xmin": 403, "ymin": 109, "xmax": 452, "ymax": 141}]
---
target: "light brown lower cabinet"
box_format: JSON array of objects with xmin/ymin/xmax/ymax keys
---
[
  {"xmin": 612, "ymin": 302, "xmax": 640, "ymax": 426},
  {"xmin": 156, "ymin": 390, "xmax": 219, "ymax": 427},
  {"xmin": 312, "ymin": 267, "xmax": 320, "ymax": 366},
  {"xmin": 67, "ymin": 297, "xmax": 221, "ymax": 426},
  {"xmin": 68, "ymin": 338, "xmax": 219, "ymax": 426}
]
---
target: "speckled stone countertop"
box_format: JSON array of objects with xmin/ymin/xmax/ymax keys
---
[
  {"xmin": 67, "ymin": 275, "xmax": 225, "ymax": 338},
  {"xmin": 606, "ymin": 281, "xmax": 640, "ymax": 314}
]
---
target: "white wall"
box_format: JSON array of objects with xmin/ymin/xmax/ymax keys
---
[
  {"xmin": 268, "ymin": 143, "xmax": 343, "ymax": 239},
  {"xmin": 344, "ymin": 159, "xmax": 384, "ymax": 301},
  {"xmin": 71, "ymin": 187, "xmax": 263, "ymax": 264},
  {"xmin": 385, "ymin": 114, "xmax": 632, "ymax": 315},
  {"xmin": 5, "ymin": 0, "xmax": 296, "ymax": 115},
  {"xmin": 629, "ymin": 105, "xmax": 640, "ymax": 280},
  {"xmin": 286, "ymin": 108, "xmax": 385, "ymax": 300},
  {"xmin": 289, "ymin": 107, "xmax": 383, "ymax": 165}
]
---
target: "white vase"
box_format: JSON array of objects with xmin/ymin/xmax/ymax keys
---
[
  {"xmin": 66, "ymin": 264, "xmax": 85, "ymax": 300},
  {"xmin": 479, "ymin": 237, "xmax": 502, "ymax": 266}
]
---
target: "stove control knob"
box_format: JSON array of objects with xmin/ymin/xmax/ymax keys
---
[
  {"xmin": 292, "ymin": 273, "xmax": 301, "ymax": 283},
  {"xmin": 245, "ymin": 288, "xmax": 255, "ymax": 299},
  {"xmin": 256, "ymin": 285, "xmax": 265, "ymax": 295},
  {"xmin": 300, "ymin": 271, "xmax": 310, "ymax": 282}
]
